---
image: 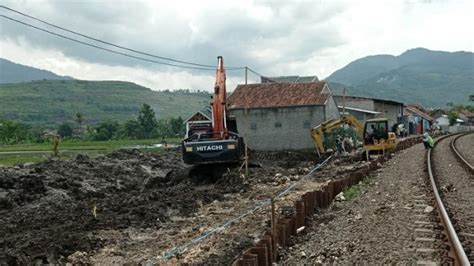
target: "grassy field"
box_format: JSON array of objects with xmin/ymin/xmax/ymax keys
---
[{"xmin": 0, "ymin": 138, "xmax": 181, "ymax": 166}]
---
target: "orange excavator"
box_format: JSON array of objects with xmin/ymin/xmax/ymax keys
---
[{"xmin": 182, "ymin": 56, "xmax": 244, "ymax": 165}]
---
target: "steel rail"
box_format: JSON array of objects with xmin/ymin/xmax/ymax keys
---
[
  {"xmin": 451, "ymin": 132, "xmax": 474, "ymax": 174},
  {"xmin": 427, "ymin": 133, "xmax": 470, "ymax": 265}
]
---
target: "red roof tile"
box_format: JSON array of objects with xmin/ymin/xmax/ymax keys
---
[
  {"xmin": 460, "ymin": 109, "xmax": 474, "ymax": 117},
  {"xmin": 227, "ymin": 81, "xmax": 330, "ymax": 109}
]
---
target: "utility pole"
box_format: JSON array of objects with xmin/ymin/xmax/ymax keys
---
[
  {"xmin": 343, "ymin": 87, "xmax": 346, "ymax": 116},
  {"xmin": 244, "ymin": 107, "xmax": 249, "ymax": 176},
  {"xmin": 245, "ymin": 66, "xmax": 248, "ymax": 85}
]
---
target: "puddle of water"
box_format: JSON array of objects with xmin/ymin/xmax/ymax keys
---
[{"xmin": 123, "ymin": 143, "xmax": 163, "ymax": 149}]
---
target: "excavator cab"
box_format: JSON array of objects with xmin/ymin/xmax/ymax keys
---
[
  {"xmin": 311, "ymin": 115, "xmax": 396, "ymax": 157},
  {"xmin": 363, "ymin": 118, "xmax": 396, "ymax": 152},
  {"xmin": 182, "ymin": 56, "xmax": 244, "ymax": 165}
]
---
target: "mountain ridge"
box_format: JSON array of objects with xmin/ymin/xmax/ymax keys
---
[
  {"xmin": 0, "ymin": 58, "xmax": 73, "ymax": 83},
  {"xmin": 327, "ymin": 47, "xmax": 474, "ymax": 107}
]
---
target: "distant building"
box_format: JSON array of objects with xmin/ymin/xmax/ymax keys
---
[
  {"xmin": 261, "ymin": 75, "xmax": 319, "ymax": 83},
  {"xmin": 435, "ymin": 114, "xmax": 450, "ymax": 126},
  {"xmin": 183, "ymin": 107, "xmax": 212, "ymax": 138},
  {"xmin": 227, "ymin": 81, "xmax": 339, "ymax": 151},
  {"xmin": 458, "ymin": 109, "xmax": 474, "ymax": 126},
  {"xmin": 430, "ymin": 108, "xmax": 447, "ymax": 120},
  {"xmin": 333, "ymin": 95, "xmax": 404, "ymax": 129}
]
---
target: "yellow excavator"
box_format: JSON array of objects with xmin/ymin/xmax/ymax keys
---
[{"xmin": 311, "ymin": 114, "xmax": 396, "ymax": 158}]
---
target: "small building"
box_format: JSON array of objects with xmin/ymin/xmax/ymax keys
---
[
  {"xmin": 404, "ymin": 105, "xmax": 434, "ymax": 134},
  {"xmin": 435, "ymin": 114, "xmax": 450, "ymax": 126},
  {"xmin": 333, "ymin": 95, "xmax": 404, "ymax": 129},
  {"xmin": 430, "ymin": 108, "xmax": 447, "ymax": 120},
  {"xmin": 227, "ymin": 81, "xmax": 339, "ymax": 151},
  {"xmin": 183, "ymin": 107, "xmax": 212, "ymax": 138},
  {"xmin": 458, "ymin": 109, "xmax": 474, "ymax": 126}
]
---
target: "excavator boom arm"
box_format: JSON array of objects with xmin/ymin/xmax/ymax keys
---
[
  {"xmin": 212, "ymin": 56, "xmax": 228, "ymax": 139},
  {"xmin": 311, "ymin": 114, "xmax": 364, "ymax": 154}
]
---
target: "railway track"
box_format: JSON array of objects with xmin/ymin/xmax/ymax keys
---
[{"xmin": 428, "ymin": 132, "xmax": 474, "ymax": 265}]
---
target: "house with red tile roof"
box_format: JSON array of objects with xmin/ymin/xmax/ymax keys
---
[
  {"xmin": 227, "ymin": 81, "xmax": 339, "ymax": 150},
  {"xmin": 459, "ymin": 109, "xmax": 474, "ymax": 126}
]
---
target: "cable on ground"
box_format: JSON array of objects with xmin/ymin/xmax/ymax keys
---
[{"xmin": 157, "ymin": 155, "xmax": 332, "ymax": 260}]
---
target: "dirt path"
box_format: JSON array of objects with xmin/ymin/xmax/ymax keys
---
[{"xmin": 280, "ymin": 143, "xmax": 448, "ymax": 264}]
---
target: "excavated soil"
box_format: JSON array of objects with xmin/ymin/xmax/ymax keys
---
[
  {"xmin": 0, "ymin": 148, "xmax": 325, "ymax": 264},
  {"xmin": 0, "ymin": 149, "xmax": 238, "ymax": 264}
]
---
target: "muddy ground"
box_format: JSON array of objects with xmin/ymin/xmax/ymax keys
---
[{"xmin": 0, "ymin": 148, "xmax": 327, "ymax": 264}]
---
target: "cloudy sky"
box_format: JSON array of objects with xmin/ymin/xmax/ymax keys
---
[{"xmin": 0, "ymin": 0, "xmax": 473, "ymax": 91}]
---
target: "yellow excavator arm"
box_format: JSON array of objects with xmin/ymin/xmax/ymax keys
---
[{"xmin": 311, "ymin": 114, "xmax": 364, "ymax": 155}]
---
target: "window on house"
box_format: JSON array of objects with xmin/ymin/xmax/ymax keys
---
[
  {"xmin": 250, "ymin": 123, "xmax": 257, "ymax": 130},
  {"xmin": 274, "ymin": 122, "xmax": 282, "ymax": 128},
  {"xmin": 303, "ymin": 121, "xmax": 311, "ymax": 129}
]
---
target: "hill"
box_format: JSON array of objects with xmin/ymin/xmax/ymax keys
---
[
  {"xmin": 327, "ymin": 48, "xmax": 474, "ymax": 107},
  {"xmin": 0, "ymin": 80, "xmax": 211, "ymax": 126},
  {"xmin": 0, "ymin": 58, "xmax": 73, "ymax": 83}
]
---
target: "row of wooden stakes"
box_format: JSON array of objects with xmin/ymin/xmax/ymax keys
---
[{"xmin": 231, "ymin": 136, "xmax": 423, "ymax": 266}]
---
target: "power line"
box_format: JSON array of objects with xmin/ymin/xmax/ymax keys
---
[
  {"xmin": 247, "ymin": 67, "xmax": 278, "ymax": 82},
  {"xmin": 0, "ymin": 5, "xmax": 244, "ymax": 70},
  {"xmin": 1, "ymin": 6, "xmax": 278, "ymax": 79},
  {"xmin": 0, "ymin": 15, "xmax": 231, "ymax": 71}
]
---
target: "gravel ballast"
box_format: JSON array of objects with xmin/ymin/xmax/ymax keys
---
[
  {"xmin": 432, "ymin": 134, "xmax": 474, "ymax": 261},
  {"xmin": 280, "ymin": 143, "xmax": 446, "ymax": 264},
  {"xmin": 455, "ymin": 133, "xmax": 474, "ymax": 165}
]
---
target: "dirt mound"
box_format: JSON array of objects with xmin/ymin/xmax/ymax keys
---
[
  {"xmin": 0, "ymin": 148, "xmax": 323, "ymax": 264},
  {"xmin": 0, "ymin": 149, "xmax": 247, "ymax": 264}
]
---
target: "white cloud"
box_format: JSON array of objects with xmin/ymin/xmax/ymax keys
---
[
  {"xmin": 0, "ymin": 0, "xmax": 472, "ymax": 89},
  {"xmin": 0, "ymin": 39, "xmax": 251, "ymax": 90}
]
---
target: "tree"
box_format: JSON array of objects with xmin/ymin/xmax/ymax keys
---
[
  {"xmin": 122, "ymin": 119, "xmax": 143, "ymax": 139},
  {"xmin": 75, "ymin": 112, "xmax": 83, "ymax": 127},
  {"xmin": 0, "ymin": 120, "xmax": 30, "ymax": 144},
  {"xmin": 137, "ymin": 104, "xmax": 158, "ymax": 139},
  {"xmin": 58, "ymin": 123, "xmax": 73, "ymax": 138},
  {"xmin": 169, "ymin": 116, "xmax": 185, "ymax": 136},
  {"xmin": 156, "ymin": 119, "xmax": 171, "ymax": 137},
  {"xmin": 447, "ymin": 111, "xmax": 458, "ymax": 126},
  {"xmin": 93, "ymin": 121, "xmax": 120, "ymax": 141}
]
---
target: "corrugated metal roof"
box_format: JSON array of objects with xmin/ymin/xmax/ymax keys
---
[
  {"xmin": 337, "ymin": 105, "xmax": 382, "ymax": 114},
  {"xmin": 227, "ymin": 81, "xmax": 329, "ymax": 109},
  {"xmin": 295, "ymin": 76, "xmax": 319, "ymax": 82},
  {"xmin": 333, "ymin": 95, "xmax": 404, "ymax": 107},
  {"xmin": 261, "ymin": 75, "xmax": 319, "ymax": 83}
]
